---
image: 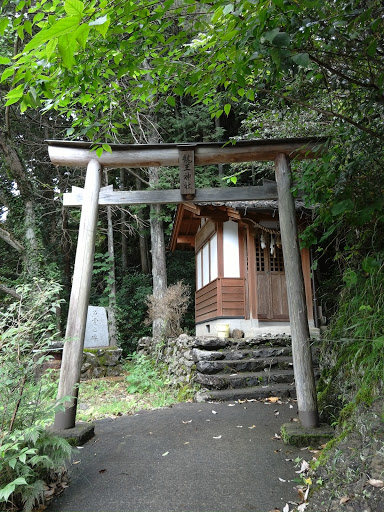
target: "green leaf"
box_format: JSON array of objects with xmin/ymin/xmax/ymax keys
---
[
  {"xmin": 23, "ymin": 16, "xmax": 81, "ymax": 53},
  {"xmin": 223, "ymin": 4, "xmax": 234, "ymax": 15},
  {"xmin": 33, "ymin": 12, "xmax": 45, "ymax": 24},
  {"xmin": 4, "ymin": 85, "xmax": 24, "ymax": 106},
  {"xmin": 167, "ymin": 96, "xmax": 176, "ymax": 107},
  {"xmin": 0, "ymin": 18, "xmax": 9, "ymax": 36},
  {"xmin": 96, "ymin": 147, "xmax": 103, "ymax": 157},
  {"xmin": 102, "ymin": 143, "xmax": 112, "ymax": 153},
  {"xmin": 224, "ymin": 103, "xmax": 231, "ymax": 116},
  {"xmin": 46, "ymin": 38, "xmax": 58, "ymax": 60},
  {"xmin": 272, "ymin": 32, "xmax": 290, "ymax": 47},
  {"xmin": 291, "ymin": 53, "xmax": 310, "ymax": 67},
  {"xmin": 0, "ymin": 477, "xmax": 27, "ymax": 502},
  {"xmin": 58, "ymin": 33, "xmax": 77, "ymax": 68},
  {"xmin": 0, "ymin": 57, "xmax": 11, "ymax": 65},
  {"xmin": 24, "ymin": 20, "xmax": 32, "ymax": 35},
  {"xmin": 74, "ymin": 23, "xmax": 90, "ymax": 48},
  {"xmin": 331, "ymin": 199, "xmax": 354, "ymax": 216},
  {"xmin": 264, "ymin": 28, "xmax": 280, "ymax": 43},
  {"xmin": 64, "ymin": 0, "xmax": 85, "ymax": 17},
  {"xmin": 95, "ymin": 17, "xmax": 110, "ymax": 38}
]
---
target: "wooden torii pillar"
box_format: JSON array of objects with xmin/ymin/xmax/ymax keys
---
[{"xmin": 48, "ymin": 137, "xmax": 326, "ymax": 430}]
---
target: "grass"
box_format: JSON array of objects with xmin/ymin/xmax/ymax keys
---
[
  {"xmin": 76, "ymin": 374, "xmax": 184, "ymax": 422},
  {"xmin": 75, "ymin": 357, "xmax": 194, "ymax": 422}
]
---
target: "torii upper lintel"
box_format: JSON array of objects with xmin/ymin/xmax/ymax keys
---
[{"xmin": 47, "ymin": 136, "xmax": 327, "ymax": 169}]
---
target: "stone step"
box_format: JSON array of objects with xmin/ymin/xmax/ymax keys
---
[
  {"xmin": 194, "ymin": 383, "xmax": 297, "ymax": 403},
  {"xmin": 196, "ymin": 356, "xmax": 294, "ymax": 375},
  {"xmin": 221, "ymin": 346, "xmax": 292, "ymax": 360},
  {"xmin": 195, "ymin": 369, "xmax": 295, "ymax": 389},
  {"xmin": 192, "ymin": 335, "xmax": 293, "ymax": 351}
]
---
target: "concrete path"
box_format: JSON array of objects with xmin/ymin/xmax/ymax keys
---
[{"xmin": 50, "ymin": 400, "xmax": 303, "ymax": 512}]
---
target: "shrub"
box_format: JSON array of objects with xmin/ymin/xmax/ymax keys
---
[
  {"xmin": 0, "ymin": 278, "xmax": 72, "ymax": 511},
  {"xmin": 146, "ymin": 281, "xmax": 190, "ymax": 338}
]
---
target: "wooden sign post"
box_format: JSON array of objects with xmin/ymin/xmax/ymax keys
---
[{"xmin": 178, "ymin": 144, "xmax": 196, "ymax": 199}]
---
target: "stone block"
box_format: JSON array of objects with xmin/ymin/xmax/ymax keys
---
[
  {"xmin": 193, "ymin": 336, "xmax": 230, "ymax": 349},
  {"xmin": 84, "ymin": 306, "xmax": 109, "ymax": 348},
  {"xmin": 192, "ymin": 348, "xmax": 225, "ymax": 362},
  {"xmin": 48, "ymin": 423, "xmax": 95, "ymax": 446},
  {"xmin": 231, "ymin": 329, "xmax": 244, "ymax": 339},
  {"xmin": 281, "ymin": 422, "xmax": 334, "ymax": 448}
]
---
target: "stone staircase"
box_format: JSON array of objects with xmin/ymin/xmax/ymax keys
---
[{"xmin": 193, "ymin": 335, "xmax": 319, "ymax": 402}]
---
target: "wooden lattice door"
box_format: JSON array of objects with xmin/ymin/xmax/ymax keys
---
[{"xmin": 255, "ymin": 232, "xmax": 289, "ymax": 320}]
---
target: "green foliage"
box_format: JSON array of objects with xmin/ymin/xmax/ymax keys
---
[
  {"xmin": 0, "ymin": 427, "xmax": 71, "ymax": 512},
  {"xmin": 317, "ymin": 253, "xmax": 384, "ymax": 422},
  {"xmin": 116, "ymin": 272, "xmax": 152, "ymax": 355},
  {"xmin": 125, "ymin": 353, "xmax": 168, "ymax": 395},
  {"xmin": 125, "ymin": 352, "xmax": 196, "ymax": 407},
  {"xmin": 0, "ymin": 279, "xmax": 72, "ymax": 511}
]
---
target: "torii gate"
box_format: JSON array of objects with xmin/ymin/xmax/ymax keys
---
[{"xmin": 48, "ymin": 137, "xmax": 326, "ymax": 431}]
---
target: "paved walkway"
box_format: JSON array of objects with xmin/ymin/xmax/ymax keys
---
[{"xmin": 50, "ymin": 400, "xmax": 302, "ymax": 512}]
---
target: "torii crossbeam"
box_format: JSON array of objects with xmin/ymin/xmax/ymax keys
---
[{"xmin": 48, "ymin": 137, "xmax": 327, "ymax": 431}]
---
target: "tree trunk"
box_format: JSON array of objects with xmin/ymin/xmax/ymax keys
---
[
  {"xmin": 120, "ymin": 169, "xmax": 128, "ymax": 273},
  {"xmin": 24, "ymin": 199, "xmax": 40, "ymax": 276},
  {"xmin": 135, "ymin": 175, "xmax": 150, "ymax": 275},
  {"xmin": 149, "ymin": 200, "xmax": 167, "ymax": 337},
  {"xmin": 105, "ymin": 169, "xmax": 117, "ymax": 346}
]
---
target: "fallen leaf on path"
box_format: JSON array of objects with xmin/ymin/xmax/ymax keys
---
[
  {"xmin": 182, "ymin": 420, "xmax": 192, "ymax": 424},
  {"xmin": 274, "ymin": 449, "xmax": 282, "ymax": 453},
  {"xmin": 248, "ymin": 425, "xmax": 256, "ymax": 429},
  {"xmin": 162, "ymin": 452, "xmax": 169, "ymax": 456},
  {"xmin": 268, "ymin": 397, "xmax": 280, "ymax": 403},
  {"xmin": 339, "ymin": 496, "xmax": 351, "ymax": 504},
  {"xmin": 213, "ymin": 435, "xmax": 222, "ymax": 439},
  {"xmin": 273, "ymin": 433, "xmax": 281, "ymax": 440},
  {"xmin": 278, "ymin": 477, "xmax": 286, "ymax": 482},
  {"xmin": 99, "ymin": 468, "xmax": 107, "ymax": 473},
  {"xmin": 236, "ymin": 425, "xmax": 243, "ymax": 428},
  {"xmin": 76, "ymin": 446, "xmax": 84, "ymax": 449},
  {"xmin": 212, "ymin": 410, "xmax": 218, "ymax": 414},
  {"xmin": 297, "ymin": 504, "xmax": 307, "ymax": 511},
  {"xmin": 368, "ymin": 478, "xmax": 384, "ymax": 488},
  {"xmin": 227, "ymin": 403, "xmax": 236, "ymax": 407},
  {"xmin": 297, "ymin": 487, "xmax": 305, "ymax": 502},
  {"xmin": 184, "ymin": 442, "xmax": 190, "ymax": 445},
  {"xmin": 268, "ymin": 509, "xmax": 280, "ymax": 512},
  {"xmin": 295, "ymin": 460, "xmax": 310, "ymax": 474},
  {"xmin": 72, "ymin": 460, "xmax": 81, "ymax": 465},
  {"xmin": 283, "ymin": 504, "xmax": 290, "ymax": 512}
]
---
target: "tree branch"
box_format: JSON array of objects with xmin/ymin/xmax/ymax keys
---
[
  {"xmin": 0, "ymin": 227, "xmax": 25, "ymax": 253},
  {"xmin": 262, "ymin": 89, "xmax": 384, "ymax": 140},
  {"xmin": 309, "ymin": 54, "xmax": 382, "ymax": 95},
  {"xmin": 0, "ymin": 283, "xmax": 21, "ymax": 300}
]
